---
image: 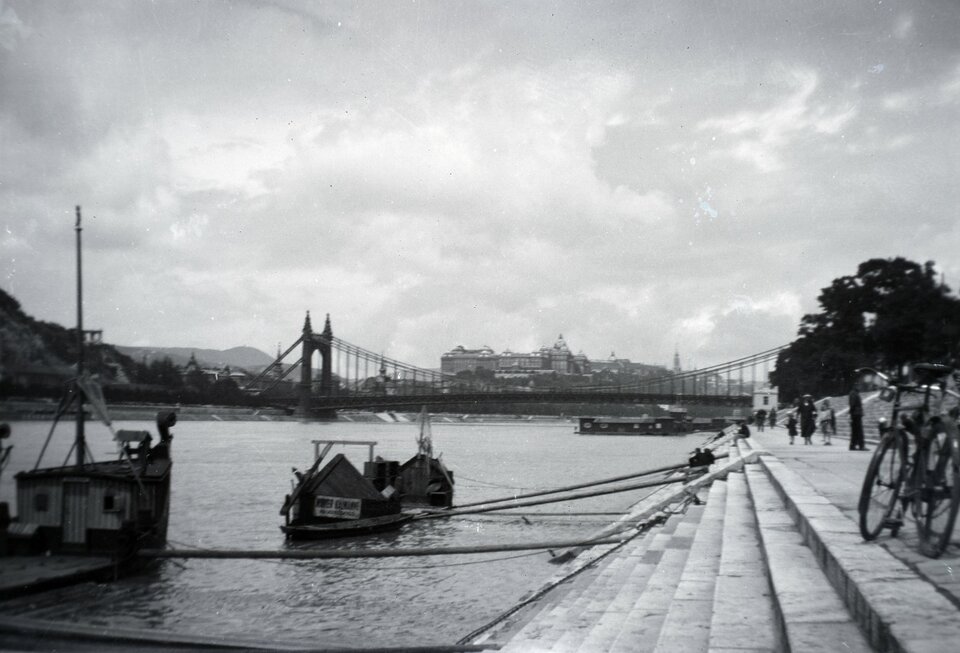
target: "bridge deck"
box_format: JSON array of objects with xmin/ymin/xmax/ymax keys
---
[{"xmin": 308, "ymin": 391, "xmax": 753, "ymax": 411}]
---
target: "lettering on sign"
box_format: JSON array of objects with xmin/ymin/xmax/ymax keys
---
[{"xmin": 314, "ymin": 496, "xmax": 362, "ymax": 519}]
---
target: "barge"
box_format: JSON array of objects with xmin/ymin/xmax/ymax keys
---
[{"xmin": 577, "ymin": 416, "xmax": 682, "ymax": 435}]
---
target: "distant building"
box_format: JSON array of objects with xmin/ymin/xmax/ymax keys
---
[
  {"xmin": 441, "ymin": 335, "xmax": 587, "ymax": 376},
  {"xmin": 182, "ymin": 352, "xmax": 248, "ymax": 384},
  {"xmin": 440, "ymin": 345, "xmax": 498, "ymax": 375},
  {"xmin": 753, "ymin": 385, "xmax": 779, "ymax": 411},
  {"xmin": 441, "ymin": 335, "xmax": 675, "ymax": 378}
]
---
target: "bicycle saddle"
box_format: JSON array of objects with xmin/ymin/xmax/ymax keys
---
[{"xmin": 912, "ymin": 363, "xmax": 954, "ymax": 384}]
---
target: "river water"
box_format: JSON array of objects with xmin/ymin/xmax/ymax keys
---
[{"xmin": 0, "ymin": 417, "xmax": 709, "ymax": 648}]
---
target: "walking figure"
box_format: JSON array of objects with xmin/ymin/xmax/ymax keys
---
[
  {"xmin": 769, "ymin": 408, "xmax": 777, "ymax": 429},
  {"xmin": 798, "ymin": 395, "xmax": 818, "ymax": 445},
  {"xmin": 849, "ymin": 386, "xmax": 866, "ymax": 450},
  {"xmin": 819, "ymin": 399, "xmax": 835, "ymax": 445},
  {"xmin": 756, "ymin": 409, "xmax": 767, "ymax": 432},
  {"xmin": 786, "ymin": 412, "xmax": 798, "ymax": 444}
]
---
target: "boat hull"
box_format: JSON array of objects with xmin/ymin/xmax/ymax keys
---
[{"xmin": 281, "ymin": 513, "xmax": 414, "ymax": 540}]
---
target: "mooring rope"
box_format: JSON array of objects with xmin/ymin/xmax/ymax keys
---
[
  {"xmin": 448, "ymin": 460, "xmax": 693, "ymax": 510},
  {"xmin": 139, "ymin": 536, "xmax": 628, "ymax": 560},
  {"xmin": 415, "ymin": 474, "xmax": 689, "ymax": 520}
]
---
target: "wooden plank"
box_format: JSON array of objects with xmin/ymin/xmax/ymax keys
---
[{"xmin": 0, "ymin": 555, "xmax": 113, "ymax": 600}]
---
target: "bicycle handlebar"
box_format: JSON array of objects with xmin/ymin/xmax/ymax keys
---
[{"xmin": 855, "ymin": 365, "xmax": 960, "ymax": 399}]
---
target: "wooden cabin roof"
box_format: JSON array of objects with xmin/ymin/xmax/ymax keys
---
[
  {"xmin": 301, "ymin": 453, "xmax": 385, "ymax": 501},
  {"xmin": 16, "ymin": 458, "xmax": 172, "ymax": 483},
  {"xmin": 399, "ymin": 454, "xmax": 452, "ymax": 479}
]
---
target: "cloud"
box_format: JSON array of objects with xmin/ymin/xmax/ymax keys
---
[
  {"xmin": 697, "ymin": 66, "xmax": 858, "ymax": 172},
  {"xmin": 0, "ymin": 1, "xmax": 29, "ymax": 52},
  {"xmin": 2, "ymin": 1, "xmax": 959, "ymax": 373}
]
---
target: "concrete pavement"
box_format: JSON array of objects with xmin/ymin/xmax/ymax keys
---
[{"xmin": 486, "ymin": 425, "xmax": 960, "ymax": 652}]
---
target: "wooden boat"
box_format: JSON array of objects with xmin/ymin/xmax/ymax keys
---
[
  {"xmin": 281, "ymin": 513, "xmax": 414, "ymax": 539},
  {"xmin": 280, "ymin": 441, "xmax": 406, "ymax": 540},
  {"xmin": 3, "ymin": 208, "xmax": 176, "ymax": 560},
  {"xmin": 394, "ymin": 407, "xmax": 455, "ymax": 508},
  {"xmin": 10, "ymin": 410, "xmax": 176, "ymax": 556},
  {"xmin": 577, "ymin": 416, "xmax": 682, "ymax": 435}
]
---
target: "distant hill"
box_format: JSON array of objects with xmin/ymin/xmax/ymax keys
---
[
  {"xmin": 0, "ymin": 286, "xmax": 275, "ymax": 390},
  {"xmin": 115, "ymin": 345, "xmax": 274, "ymax": 372}
]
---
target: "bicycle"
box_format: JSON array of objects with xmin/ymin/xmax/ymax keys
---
[{"xmin": 856, "ymin": 363, "xmax": 960, "ymax": 558}]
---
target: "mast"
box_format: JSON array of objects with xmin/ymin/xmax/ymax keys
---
[{"xmin": 75, "ymin": 206, "xmax": 85, "ymax": 467}]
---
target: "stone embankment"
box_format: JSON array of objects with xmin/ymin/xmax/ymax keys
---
[
  {"xmin": 0, "ymin": 399, "xmax": 578, "ymax": 425},
  {"xmin": 479, "ymin": 424, "xmax": 960, "ymax": 652}
]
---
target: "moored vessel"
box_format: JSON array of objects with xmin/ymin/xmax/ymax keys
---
[
  {"xmin": 280, "ymin": 440, "xmax": 408, "ymax": 540},
  {"xmin": 394, "ymin": 407, "xmax": 455, "ymax": 508},
  {"xmin": 2, "ymin": 207, "xmax": 177, "ymax": 565}
]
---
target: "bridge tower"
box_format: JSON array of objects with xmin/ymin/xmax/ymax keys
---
[{"xmin": 297, "ymin": 312, "xmax": 334, "ymax": 417}]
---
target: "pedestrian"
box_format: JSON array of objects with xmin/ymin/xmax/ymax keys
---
[
  {"xmin": 849, "ymin": 386, "xmax": 867, "ymax": 450},
  {"xmin": 688, "ymin": 447, "xmax": 716, "ymax": 467},
  {"xmin": 798, "ymin": 394, "xmax": 817, "ymax": 445},
  {"xmin": 819, "ymin": 399, "xmax": 834, "ymax": 445},
  {"xmin": 786, "ymin": 412, "xmax": 798, "ymax": 444},
  {"xmin": 769, "ymin": 408, "xmax": 777, "ymax": 429},
  {"xmin": 737, "ymin": 420, "xmax": 751, "ymax": 439},
  {"xmin": 756, "ymin": 408, "xmax": 767, "ymax": 432}
]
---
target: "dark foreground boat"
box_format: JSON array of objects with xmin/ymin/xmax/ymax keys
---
[
  {"xmin": 2, "ymin": 207, "xmax": 177, "ymax": 564},
  {"xmin": 280, "ymin": 410, "xmax": 456, "ymax": 539},
  {"xmin": 280, "ymin": 441, "xmax": 407, "ymax": 540},
  {"xmin": 9, "ymin": 410, "xmax": 176, "ymax": 556}
]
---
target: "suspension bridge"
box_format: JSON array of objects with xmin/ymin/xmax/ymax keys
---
[{"xmin": 243, "ymin": 313, "xmax": 787, "ymax": 417}]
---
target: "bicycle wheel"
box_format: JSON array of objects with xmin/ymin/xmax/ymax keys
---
[
  {"xmin": 914, "ymin": 419, "xmax": 960, "ymax": 558},
  {"xmin": 858, "ymin": 430, "xmax": 908, "ymax": 540}
]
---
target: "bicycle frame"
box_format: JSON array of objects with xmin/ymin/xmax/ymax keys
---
[{"xmin": 856, "ymin": 364, "xmax": 960, "ymax": 556}]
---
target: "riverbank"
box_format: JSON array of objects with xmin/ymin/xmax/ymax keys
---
[{"xmin": 0, "ymin": 398, "xmax": 582, "ymax": 424}]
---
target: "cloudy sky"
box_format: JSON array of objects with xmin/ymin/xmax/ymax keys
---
[{"xmin": 1, "ymin": 1, "xmax": 958, "ymax": 371}]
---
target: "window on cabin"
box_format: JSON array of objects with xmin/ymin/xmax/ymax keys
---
[
  {"xmin": 34, "ymin": 493, "xmax": 49, "ymax": 512},
  {"xmin": 103, "ymin": 495, "xmax": 118, "ymax": 512},
  {"xmin": 763, "ymin": 396, "xmax": 770, "ymax": 405}
]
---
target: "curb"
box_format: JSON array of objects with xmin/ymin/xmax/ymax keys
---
[{"xmin": 757, "ymin": 453, "xmax": 960, "ymax": 653}]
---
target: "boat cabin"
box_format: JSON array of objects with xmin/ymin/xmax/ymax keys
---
[
  {"xmin": 394, "ymin": 454, "xmax": 455, "ymax": 508},
  {"xmin": 10, "ymin": 411, "xmax": 176, "ymax": 555},
  {"xmin": 281, "ymin": 443, "xmax": 401, "ymax": 532}
]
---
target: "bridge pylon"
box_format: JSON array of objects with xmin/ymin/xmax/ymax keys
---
[{"xmin": 297, "ymin": 311, "xmax": 335, "ymax": 418}]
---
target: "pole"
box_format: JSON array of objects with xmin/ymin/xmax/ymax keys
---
[{"xmin": 75, "ymin": 206, "xmax": 85, "ymax": 467}]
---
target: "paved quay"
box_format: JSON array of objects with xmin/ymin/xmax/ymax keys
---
[{"xmin": 480, "ymin": 425, "xmax": 960, "ymax": 653}]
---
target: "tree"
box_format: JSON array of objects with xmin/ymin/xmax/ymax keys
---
[{"xmin": 771, "ymin": 258, "xmax": 960, "ymax": 402}]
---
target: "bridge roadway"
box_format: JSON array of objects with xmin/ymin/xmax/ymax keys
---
[{"xmin": 305, "ymin": 390, "xmax": 754, "ymax": 412}]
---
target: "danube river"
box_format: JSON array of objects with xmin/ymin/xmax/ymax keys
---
[{"xmin": 0, "ymin": 417, "xmax": 711, "ymax": 648}]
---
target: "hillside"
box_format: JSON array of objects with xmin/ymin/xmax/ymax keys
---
[
  {"xmin": 115, "ymin": 345, "xmax": 274, "ymax": 371},
  {"xmin": 0, "ymin": 287, "xmax": 273, "ymax": 389}
]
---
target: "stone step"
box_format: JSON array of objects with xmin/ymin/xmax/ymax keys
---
[
  {"xmin": 759, "ymin": 454, "xmax": 960, "ymax": 652},
  {"xmin": 653, "ymin": 478, "xmax": 728, "ymax": 653},
  {"xmin": 707, "ymin": 470, "xmax": 779, "ymax": 652},
  {"xmin": 605, "ymin": 503, "xmax": 706, "ymax": 653},
  {"xmin": 573, "ymin": 505, "xmax": 705, "ymax": 653},
  {"xmin": 743, "ymin": 461, "xmax": 873, "ymax": 652},
  {"xmin": 499, "ymin": 524, "xmax": 661, "ymax": 653},
  {"xmin": 538, "ymin": 537, "xmax": 653, "ymax": 652}
]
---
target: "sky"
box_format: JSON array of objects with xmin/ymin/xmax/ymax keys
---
[{"xmin": 1, "ymin": 1, "xmax": 959, "ymax": 371}]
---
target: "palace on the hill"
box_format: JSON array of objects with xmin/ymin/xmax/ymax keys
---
[{"xmin": 440, "ymin": 335, "xmax": 669, "ymax": 378}]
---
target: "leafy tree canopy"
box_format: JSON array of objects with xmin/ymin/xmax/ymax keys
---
[{"xmin": 771, "ymin": 257, "xmax": 960, "ymax": 402}]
